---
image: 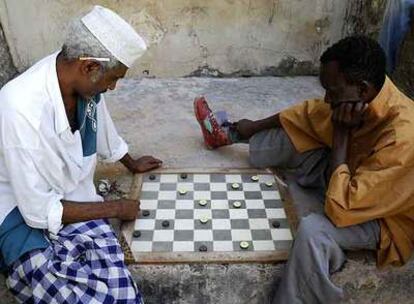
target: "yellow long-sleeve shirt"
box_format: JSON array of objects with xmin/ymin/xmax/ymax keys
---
[{"xmin": 279, "ymin": 77, "xmax": 414, "ymax": 267}]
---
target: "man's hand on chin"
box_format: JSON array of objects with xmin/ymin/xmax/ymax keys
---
[{"xmin": 329, "ymin": 101, "xmax": 368, "ymax": 177}]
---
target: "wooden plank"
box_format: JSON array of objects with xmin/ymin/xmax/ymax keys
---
[
  {"xmin": 137, "ymin": 167, "xmax": 273, "ymax": 174},
  {"xmin": 95, "ymin": 163, "xmax": 130, "ymax": 179},
  {"xmin": 121, "ymin": 174, "xmax": 143, "ymax": 241},
  {"xmin": 132, "ymin": 251, "xmax": 289, "ymax": 264},
  {"xmin": 272, "ymin": 170, "xmax": 300, "ymax": 235}
]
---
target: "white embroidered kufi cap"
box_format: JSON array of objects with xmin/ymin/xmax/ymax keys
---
[{"xmin": 81, "ymin": 5, "xmax": 147, "ymax": 68}]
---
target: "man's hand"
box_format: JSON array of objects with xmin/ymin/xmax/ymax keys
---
[
  {"xmin": 329, "ymin": 101, "xmax": 367, "ymax": 177},
  {"xmin": 128, "ymin": 155, "xmax": 163, "ymax": 173},
  {"xmin": 331, "ymin": 101, "xmax": 368, "ymax": 130},
  {"xmin": 236, "ymin": 114, "xmax": 282, "ymax": 140},
  {"xmin": 120, "ymin": 153, "xmax": 163, "ymax": 174},
  {"xmin": 117, "ymin": 199, "xmax": 140, "ymax": 221}
]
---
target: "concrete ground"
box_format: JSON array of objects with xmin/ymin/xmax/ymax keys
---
[
  {"xmin": 1, "ymin": 76, "xmax": 414, "ymax": 303},
  {"xmin": 106, "ymin": 76, "xmax": 323, "ymax": 168}
]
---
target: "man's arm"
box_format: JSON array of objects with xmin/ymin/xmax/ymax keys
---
[
  {"xmin": 328, "ymin": 102, "xmax": 366, "ymax": 177},
  {"xmin": 324, "ymin": 102, "xmax": 414, "ymax": 226},
  {"xmin": 325, "ymin": 144, "xmax": 414, "ymax": 227},
  {"xmin": 61, "ymin": 199, "xmax": 139, "ymax": 224},
  {"xmin": 236, "ymin": 113, "xmax": 282, "ymax": 140}
]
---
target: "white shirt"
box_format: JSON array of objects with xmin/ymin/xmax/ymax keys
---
[{"xmin": 0, "ymin": 52, "xmax": 128, "ymax": 234}]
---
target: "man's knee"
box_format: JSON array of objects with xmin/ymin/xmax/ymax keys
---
[
  {"xmin": 249, "ymin": 128, "xmax": 299, "ymax": 168},
  {"xmin": 295, "ymin": 213, "xmax": 332, "ymax": 245}
]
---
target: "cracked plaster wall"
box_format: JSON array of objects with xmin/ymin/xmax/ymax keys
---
[
  {"xmin": 0, "ymin": 22, "xmax": 16, "ymax": 87},
  {"xmin": 342, "ymin": 0, "xmax": 388, "ymax": 38},
  {"xmin": 0, "ymin": 0, "xmax": 349, "ymax": 78}
]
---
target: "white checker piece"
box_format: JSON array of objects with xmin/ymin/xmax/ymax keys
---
[{"xmin": 131, "ymin": 172, "xmax": 292, "ymax": 255}]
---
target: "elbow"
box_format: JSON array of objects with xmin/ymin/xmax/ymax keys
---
[
  {"xmin": 17, "ymin": 198, "xmax": 63, "ymax": 234},
  {"xmin": 325, "ymin": 202, "xmax": 351, "ymax": 228}
]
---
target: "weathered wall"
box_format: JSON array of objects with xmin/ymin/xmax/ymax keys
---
[
  {"xmin": 0, "ymin": 23, "xmax": 16, "ymax": 87},
  {"xmin": 342, "ymin": 0, "xmax": 388, "ymax": 38},
  {"xmin": 392, "ymin": 7, "xmax": 414, "ymax": 99},
  {"xmin": 0, "ymin": 0, "xmax": 349, "ymax": 78}
]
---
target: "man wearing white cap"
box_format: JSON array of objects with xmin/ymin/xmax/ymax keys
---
[{"xmin": 0, "ymin": 6, "xmax": 159, "ymax": 303}]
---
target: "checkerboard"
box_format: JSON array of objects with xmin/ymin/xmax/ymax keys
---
[{"xmin": 122, "ymin": 170, "xmax": 293, "ymax": 263}]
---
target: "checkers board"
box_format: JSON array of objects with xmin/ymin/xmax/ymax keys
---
[{"xmin": 121, "ymin": 169, "xmax": 294, "ymax": 263}]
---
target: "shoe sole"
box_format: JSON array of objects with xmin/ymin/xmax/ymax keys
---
[{"xmin": 193, "ymin": 97, "xmax": 215, "ymax": 149}]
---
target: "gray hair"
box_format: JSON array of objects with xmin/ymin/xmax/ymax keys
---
[{"xmin": 61, "ymin": 18, "xmax": 123, "ymax": 71}]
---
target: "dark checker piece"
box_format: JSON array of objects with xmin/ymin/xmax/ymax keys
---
[
  {"xmin": 199, "ymin": 245, "xmax": 208, "ymax": 252},
  {"xmin": 180, "ymin": 173, "xmax": 188, "ymax": 179},
  {"xmin": 149, "ymin": 174, "xmax": 156, "ymax": 180},
  {"xmin": 272, "ymin": 220, "xmax": 281, "ymax": 228},
  {"xmin": 133, "ymin": 230, "xmax": 141, "ymax": 238},
  {"xmin": 162, "ymin": 220, "xmax": 170, "ymax": 228},
  {"xmin": 142, "ymin": 210, "xmax": 150, "ymax": 217}
]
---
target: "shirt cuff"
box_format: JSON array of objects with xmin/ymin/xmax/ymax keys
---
[
  {"xmin": 326, "ymin": 164, "xmax": 351, "ymax": 203},
  {"xmin": 101, "ymin": 138, "xmax": 128, "ymax": 163},
  {"xmin": 47, "ymin": 199, "xmax": 63, "ymax": 235},
  {"xmin": 325, "ymin": 164, "xmax": 351, "ymax": 226}
]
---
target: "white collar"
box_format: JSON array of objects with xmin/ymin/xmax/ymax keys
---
[{"xmin": 45, "ymin": 52, "xmax": 70, "ymax": 135}]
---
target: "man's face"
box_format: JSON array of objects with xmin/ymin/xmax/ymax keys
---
[
  {"xmin": 319, "ymin": 61, "xmax": 360, "ymax": 109},
  {"xmin": 78, "ymin": 63, "xmax": 128, "ymax": 98}
]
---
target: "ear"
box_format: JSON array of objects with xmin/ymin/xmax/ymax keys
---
[
  {"xmin": 79, "ymin": 60, "xmax": 102, "ymax": 76},
  {"xmin": 359, "ymin": 81, "xmax": 377, "ymax": 103}
]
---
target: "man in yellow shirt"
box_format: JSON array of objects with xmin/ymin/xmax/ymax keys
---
[{"xmin": 194, "ymin": 36, "xmax": 414, "ymax": 303}]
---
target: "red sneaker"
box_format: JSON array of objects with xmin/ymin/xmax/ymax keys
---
[{"xmin": 194, "ymin": 96, "xmax": 231, "ymax": 149}]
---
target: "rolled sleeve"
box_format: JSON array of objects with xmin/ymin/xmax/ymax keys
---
[
  {"xmin": 3, "ymin": 147, "xmax": 64, "ymax": 233},
  {"xmin": 0, "ymin": 111, "xmax": 65, "ymax": 233},
  {"xmin": 46, "ymin": 198, "xmax": 64, "ymax": 235},
  {"xmin": 325, "ymin": 146, "xmax": 414, "ymax": 227},
  {"xmin": 279, "ymin": 99, "xmax": 333, "ymax": 153}
]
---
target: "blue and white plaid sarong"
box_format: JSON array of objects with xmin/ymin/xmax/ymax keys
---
[{"xmin": 6, "ymin": 219, "xmax": 143, "ymax": 304}]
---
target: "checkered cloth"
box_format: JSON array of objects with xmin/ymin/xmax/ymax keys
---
[{"xmin": 6, "ymin": 219, "xmax": 143, "ymax": 304}]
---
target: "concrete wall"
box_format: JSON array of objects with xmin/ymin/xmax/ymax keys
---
[
  {"xmin": 0, "ymin": 23, "xmax": 16, "ymax": 87},
  {"xmin": 0, "ymin": 0, "xmax": 349, "ymax": 78},
  {"xmin": 393, "ymin": 7, "xmax": 414, "ymax": 99},
  {"xmin": 342, "ymin": 0, "xmax": 387, "ymax": 38}
]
